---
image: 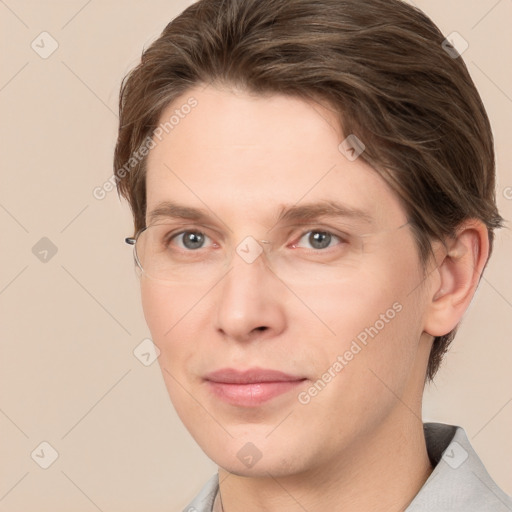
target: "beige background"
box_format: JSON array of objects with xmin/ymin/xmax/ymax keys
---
[{"xmin": 0, "ymin": 0, "xmax": 511, "ymax": 510}]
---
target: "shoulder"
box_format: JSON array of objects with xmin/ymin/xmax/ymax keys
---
[{"xmin": 406, "ymin": 422, "xmax": 512, "ymax": 511}]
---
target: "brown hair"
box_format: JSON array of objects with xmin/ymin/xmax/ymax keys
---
[{"xmin": 113, "ymin": 0, "xmax": 503, "ymax": 382}]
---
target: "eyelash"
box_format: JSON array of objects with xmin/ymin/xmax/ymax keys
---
[{"xmin": 165, "ymin": 227, "xmax": 348, "ymax": 255}]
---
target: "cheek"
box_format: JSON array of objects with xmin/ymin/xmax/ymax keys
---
[
  {"xmin": 308, "ymin": 257, "xmax": 424, "ymax": 384},
  {"xmin": 140, "ymin": 279, "xmax": 196, "ymax": 383},
  {"xmin": 140, "ymin": 278, "xmax": 218, "ymax": 380},
  {"xmin": 140, "ymin": 278, "xmax": 205, "ymax": 340},
  {"xmin": 306, "ymin": 293, "xmax": 421, "ymax": 422},
  {"xmin": 286, "ymin": 270, "xmax": 402, "ymax": 344},
  {"xmin": 140, "ymin": 279, "xmax": 202, "ymax": 415},
  {"xmin": 140, "ymin": 281, "xmax": 172, "ymax": 347}
]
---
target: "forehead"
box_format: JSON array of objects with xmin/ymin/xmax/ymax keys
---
[{"xmin": 144, "ymin": 85, "xmax": 406, "ymax": 229}]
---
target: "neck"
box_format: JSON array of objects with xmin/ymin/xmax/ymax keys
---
[{"xmin": 217, "ymin": 410, "xmax": 433, "ymax": 512}]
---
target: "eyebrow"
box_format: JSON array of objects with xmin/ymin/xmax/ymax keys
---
[{"xmin": 147, "ymin": 199, "xmax": 374, "ymax": 228}]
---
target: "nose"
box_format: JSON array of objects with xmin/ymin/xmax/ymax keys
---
[{"xmin": 213, "ymin": 243, "xmax": 287, "ymax": 343}]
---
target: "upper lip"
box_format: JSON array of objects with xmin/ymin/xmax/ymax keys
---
[{"xmin": 204, "ymin": 367, "xmax": 305, "ymax": 384}]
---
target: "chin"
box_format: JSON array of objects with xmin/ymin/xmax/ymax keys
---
[{"xmin": 202, "ymin": 437, "xmax": 310, "ymax": 479}]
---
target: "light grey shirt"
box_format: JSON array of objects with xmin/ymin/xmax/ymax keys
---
[{"xmin": 183, "ymin": 422, "xmax": 512, "ymax": 511}]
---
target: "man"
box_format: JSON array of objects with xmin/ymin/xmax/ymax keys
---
[{"xmin": 114, "ymin": 0, "xmax": 512, "ymax": 510}]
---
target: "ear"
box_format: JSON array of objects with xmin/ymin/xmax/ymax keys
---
[{"xmin": 423, "ymin": 219, "xmax": 489, "ymax": 337}]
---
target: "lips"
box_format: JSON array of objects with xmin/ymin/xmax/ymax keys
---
[
  {"xmin": 204, "ymin": 367, "xmax": 307, "ymax": 407},
  {"xmin": 204, "ymin": 367, "xmax": 305, "ymax": 384}
]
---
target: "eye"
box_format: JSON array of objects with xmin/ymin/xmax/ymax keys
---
[
  {"xmin": 170, "ymin": 230, "xmax": 214, "ymax": 250},
  {"xmin": 165, "ymin": 228, "xmax": 345, "ymax": 252},
  {"xmin": 293, "ymin": 230, "xmax": 344, "ymax": 251}
]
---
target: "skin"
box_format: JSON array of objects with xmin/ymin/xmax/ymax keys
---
[{"xmin": 140, "ymin": 84, "xmax": 488, "ymax": 511}]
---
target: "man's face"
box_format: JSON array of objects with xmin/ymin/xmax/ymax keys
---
[{"xmin": 141, "ymin": 85, "xmax": 434, "ymax": 477}]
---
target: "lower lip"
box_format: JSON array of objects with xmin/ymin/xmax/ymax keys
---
[{"xmin": 206, "ymin": 380, "xmax": 306, "ymax": 407}]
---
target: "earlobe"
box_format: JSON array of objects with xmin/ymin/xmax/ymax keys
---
[{"xmin": 423, "ymin": 220, "xmax": 489, "ymax": 337}]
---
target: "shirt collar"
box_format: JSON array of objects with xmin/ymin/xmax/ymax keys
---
[{"xmin": 406, "ymin": 422, "xmax": 512, "ymax": 511}]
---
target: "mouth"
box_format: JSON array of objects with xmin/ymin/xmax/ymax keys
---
[{"xmin": 203, "ymin": 367, "xmax": 307, "ymax": 407}]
